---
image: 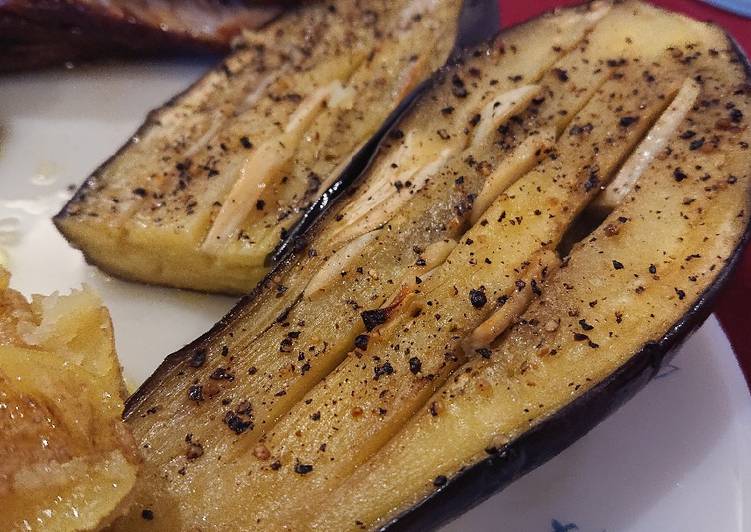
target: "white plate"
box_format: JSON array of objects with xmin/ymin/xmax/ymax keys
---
[{"xmin": 1, "ymin": 62, "xmax": 749, "ymax": 532}]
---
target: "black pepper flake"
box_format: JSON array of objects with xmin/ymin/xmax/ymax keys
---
[
  {"xmin": 584, "ymin": 167, "xmax": 599, "ymax": 192},
  {"xmin": 475, "ymin": 347, "xmax": 492, "ymax": 359},
  {"xmin": 679, "ymin": 130, "xmax": 696, "ymax": 139},
  {"xmin": 354, "ymin": 334, "xmax": 369, "ymax": 351},
  {"xmin": 612, "ymin": 260, "xmax": 624, "ymax": 270},
  {"xmin": 619, "ymin": 116, "xmax": 639, "ymax": 127},
  {"xmin": 607, "ymin": 58, "xmax": 628, "ymax": 67},
  {"xmin": 573, "ymin": 333, "xmax": 589, "ymax": 341},
  {"xmin": 553, "ymin": 68, "xmax": 569, "ymax": 82},
  {"xmin": 389, "ymin": 129, "xmax": 404, "ymax": 140},
  {"xmin": 689, "ymin": 138, "xmax": 705, "ymax": 150},
  {"xmin": 294, "ymin": 461, "xmax": 314, "ymax": 475},
  {"xmin": 451, "ymin": 74, "xmax": 468, "ymax": 98},
  {"xmin": 675, "ymin": 288, "xmax": 686, "ymax": 300},
  {"xmin": 373, "ymin": 362, "xmax": 395, "ymax": 380},
  {"xmin": 531, "ymin": 279, "xmax": 541, "ymax": 296},
  {"xmin": 240, "ymin": 136, "xmax": 253, "ymax": 149},
  {"xmin": 579, "ymin": 319, "xmax": 594, "ymax": 331},
  {"xmin": 256, "ymin": 199, "xmax": 265, "ymax": 210},
  {"xmin": 469, "ymin": 289, "xmax": 487, "ymax": 309},
  {"xmin": 673, "ymin": 168, "xmax": 687, "ymax": 182},
  {"xmin": 279, "ymin": 337, "xmax": 294, "ymax": 353},
  {"xmin": 188, "ymin": 385, "xmax": 204, "ymax": 402},
  {"xmin": 132, "ymin": 187, "xmax": 147, "ymax": 197},
  {"xmin": 649, "ymin": 264, "xmax": 657, "ymax": 274},
  {"xmin": 186, "ymin": 442, "xmax": 204, "ymax": 460},
  {"xmin": 187, "ymin": 349, "xmax": 207, "ymax": 368},
  {"xmin": 730, "ymin": 108, "xmax": 743, "ymax": 123},
  {"xmin": 433, "ymin": 475, "xmax": 448, "ymax": 487},
  {"xmin": 569, "ymin": 123, "xmax": 593, "ymax": 136},
  {"xmin": 361, "ymin": 308, "xmax": 389, "ymax": 331},
  {"xmin": 441, "ymin": 106, "xmax": 455, "ymax": 115},
  {"xmin": 236, "ymin": 401, "xmax": 252, "ymax": 415},
  {"xmin": 209, "ymin": 367, "xmax": 234, "ymax": 381},
  {"xmin": 141, "ymin": 509, "xmax": 154, "ymax": 520},
  {"xmin": 223, "ymin": 411, "xmax": 253, "ymax": 434},
  {"xmin": 409, "ymin": 356, "xmax": 422, "ymax": 374},
  {"xmin": 270, "ymin": 461, "xmax": 282, "ymax": 471}
]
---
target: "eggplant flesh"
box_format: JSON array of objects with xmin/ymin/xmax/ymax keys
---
[
  {"xmin": 53, "ymin": 0, "xmax": 462, "ymax": 294},
  {"xmin": 122, "ymin": 2, "xmax": 751, "ymax": 530}
]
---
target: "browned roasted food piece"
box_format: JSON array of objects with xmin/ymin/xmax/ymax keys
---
[
  {"xmin": 0, "ymin": 269, "xmax": 140, "ymax": 531},
  {"xmin": 0, "ymin": 0, "xmax": 283, "ymax": 72},
  {"xmin": 119, "ymin": 2, "xmax": 750, "ymax": 530},
  {"xmin": 54, "ymin": 0, "xmax": 463, "ymax": 294}
]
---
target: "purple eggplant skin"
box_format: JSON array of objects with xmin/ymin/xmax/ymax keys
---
[{"xmin": 378, "ymin": 31, "xmax": 751, "ymax": 532}]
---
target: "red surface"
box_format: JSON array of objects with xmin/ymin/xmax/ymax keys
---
[{"xmin": 499, "ymin": 0, "xmax": 751, "ymax": 387}]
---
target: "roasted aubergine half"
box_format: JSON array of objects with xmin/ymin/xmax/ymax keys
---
[
  {"xmin": 120, "ymin": 2, "xmax": 751, "ymax": 530},
  {"xmin": 54, "ymin": 0, "xmax": 463, "ymax": 294},
  {"xmin": 0, "ymin": 0, "xmax": 283, "ymax": 72}
]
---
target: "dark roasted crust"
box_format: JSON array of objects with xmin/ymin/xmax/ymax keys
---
[
  {"xmin": 0, "ymin": 1, "xmax": 281, "ymax": 72},
  {"xmin": 379, "ymin": 27, "xmax": 751, "ymax": 532},
  {"xmin": 0, "ymin": 12, "xmax": 125, "ymax": 72}
]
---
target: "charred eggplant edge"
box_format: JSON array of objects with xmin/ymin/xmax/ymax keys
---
[{"xmin": 379, "ymin": 29, "xmax": 751, "ymax": 532}]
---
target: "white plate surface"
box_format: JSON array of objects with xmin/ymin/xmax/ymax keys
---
[{"xmin": 1, "ymin": 62, "xmax": 749, "ymax": 532}]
